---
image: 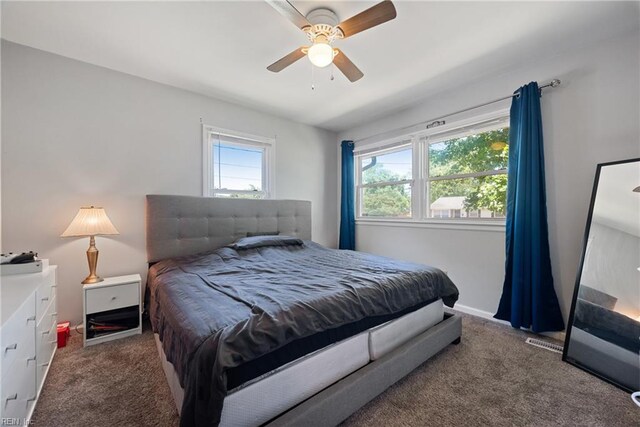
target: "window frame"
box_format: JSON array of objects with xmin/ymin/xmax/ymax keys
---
[
  {"xmin": 354, "ymin": 109, "xmax": 509, "ymax": 228},
  {"xmin": 202, "ymin": 125, "xmax": 275, "ymax": 199},
  {"xmin": 356, "ymin": 142, "xmax": 414, "ymax": 219}
]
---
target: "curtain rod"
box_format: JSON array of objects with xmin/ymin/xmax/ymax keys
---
[{"xmin": 355, "ymin": 79, "xmax": 561, "ymax": 144}]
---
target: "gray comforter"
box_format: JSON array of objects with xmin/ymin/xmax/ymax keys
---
[{"xmin": 147, "ymin": 240, "xmax": 459, "ymax": 427}]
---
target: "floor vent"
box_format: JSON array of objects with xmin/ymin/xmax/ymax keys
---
[{"xmin": 525, "ymin": 338, "xmax": 564, "ymax": 354}]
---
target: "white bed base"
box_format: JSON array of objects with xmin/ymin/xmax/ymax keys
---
[{"xmin": 155, "ymin": 300, "xmax": 461, "ymax": 426}]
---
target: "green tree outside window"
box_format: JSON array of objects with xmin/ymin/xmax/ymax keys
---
[{"xmin": 360, "ymin": 128, "xmax": 509, "ymax": 218}]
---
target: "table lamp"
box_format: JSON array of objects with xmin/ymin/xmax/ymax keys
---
[{"xmin": 61, "ymin": 206, "xmax": 119, "ymax": 284}]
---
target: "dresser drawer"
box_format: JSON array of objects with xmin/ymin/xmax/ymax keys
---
[
  {"xmin": 35, "ymin": 268, "xmax": 57, "ymax": 324},
  {"xmin": 1, "ymin": 318, "xmax": 36, "ymax": 380},
  {"xmin": 1, "ymin": 294, "xmax": 36, "ymax": 377},
  {"xmin": 36, "ymin": 327, "xmax": 56, "ymax": 393},
  {"xmin": 35, "ymin": 296, "xmax": 57, "ymax": 395},
  {"xmin": 85, "ymin": 282, "xmax": 139, "ymax": 314},
  {"xmin": 1, "ymin": 348, "xmax": 36, "ymax": 420},
  {"xmin": 36, "ymin": 299, "xmax": 57, "ymax": 353},
  {"xmin": 36, "ymin": 336, "xmax": 56, "ymax": 393}
]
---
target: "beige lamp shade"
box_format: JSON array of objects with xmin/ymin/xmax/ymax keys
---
[{"xmin": 60, "ymin": 206, "xmax": 119, "ymax": 237}]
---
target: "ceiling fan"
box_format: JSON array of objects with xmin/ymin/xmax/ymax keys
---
[{"xmin": 265, "ymin": 0, "xmax": 397, "ymax": 82}]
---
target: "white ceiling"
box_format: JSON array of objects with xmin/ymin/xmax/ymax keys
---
[
  {"xmin": 2, "ymin": 1, "xmax": 638, "ymax": 132},
  {"xmin": 593, "ymin": 161, "xmax": 640, "ymax": 237}
]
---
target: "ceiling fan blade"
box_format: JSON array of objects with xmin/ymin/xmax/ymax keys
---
[
  {"xmin": 337, "ymin": 0, "xmax": 397, "ymax": 38},
  {"xmin": 265, "ymin": 0, "xmax": 312, "ymax": 30},
  {"xmin": 267, "ymin": 47, "xmax": 308, "ymax": 72},
  {"xmin": 333, "ymin": 49, "xmax": 364, "ymax": 82}
]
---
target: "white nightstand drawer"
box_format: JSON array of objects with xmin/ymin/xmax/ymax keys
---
[{"xmin": 85, "ymin": 283, "xmax": 139, "ymax": 314}]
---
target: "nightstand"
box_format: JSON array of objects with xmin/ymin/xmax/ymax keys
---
[{"xmin": 83, "ymin": 274, "xmax": 142, "ymax": 347}]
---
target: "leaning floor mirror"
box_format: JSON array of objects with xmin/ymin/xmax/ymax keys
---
[{"xmin": 563, "ymin": 158, "xmax": 640, "ymax": 392}]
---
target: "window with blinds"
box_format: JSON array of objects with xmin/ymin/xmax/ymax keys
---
[{"xmin": 203, "ymin": 127, "xmax": 274, "ymax": 198}]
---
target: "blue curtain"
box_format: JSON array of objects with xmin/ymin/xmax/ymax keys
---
[
  {"xmin": 339, "ymin": 141, "xmax": 356, "ymax": 250},
  {"xmin": 494, "ymin": 82, "xmax": 564, "ymax": 332}
]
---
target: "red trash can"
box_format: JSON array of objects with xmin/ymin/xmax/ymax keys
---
[{"xmin": 57, "ymin": 321, "xmax": 71, "ymax": 348}]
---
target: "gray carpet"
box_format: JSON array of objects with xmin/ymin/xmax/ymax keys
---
[{"xmin": 32, "ymin": 315, "xmax": 637, "ymax": 427}]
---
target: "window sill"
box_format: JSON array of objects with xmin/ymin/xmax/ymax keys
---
[{"xmin": 355, "ymin": 218, "xmax": 506, "ymax": 232}]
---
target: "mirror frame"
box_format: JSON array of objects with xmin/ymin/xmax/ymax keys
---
[{"xmin": 562, "ymin": 157, "xmax": 640, "ymax": 393}]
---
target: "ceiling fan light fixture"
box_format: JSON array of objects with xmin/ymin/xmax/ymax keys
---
[
  {"xmin": 266, "ymin": 0, "xmax": 397, "ymax": 82},
  {"xmin": 307, "ymin": 42, "xmax": 334, "ymax": 68}
]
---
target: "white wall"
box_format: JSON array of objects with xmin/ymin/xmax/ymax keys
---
[
  {"xmin": 1, "ymin": 41, "xmax": 338, "ymax": 325},
  {"xmin": 338, "ymin": 31, "xmax": 640, "ymax": 321}
]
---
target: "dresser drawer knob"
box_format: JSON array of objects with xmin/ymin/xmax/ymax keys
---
[
  {"xmin": 51, "ymin": 312, "xmax": 58, "ymax": 316},
  {"xmin": 27, "ymin": 396, "xmax": 36, "ymax": 402},
  {"xmin": 41, "ymin": 296, "xmax": 49, "ymax": 302},
  {"xmin": 27, "ymin": 316, "xmax": 36, "ymax": 323},
  {"xmin": 27, "ymin": 355, "xmax": 36, "ymax": 363},
  {"xmin": 6, "ymin": 394, "xmax": 17, "ymax": 402},
  {"xmin": 40, "ymin": 362, "xmax": 50, "ymax": 368},
  {"xmin": 4, "ymin": 343, "xmax": 17, "ymax": 352},
  {"xmin": 111, "ymin": 296, "xmax": 117, "ymax": 301},
  {"xmin": 49, "ymin": 339, "xmax": 58, "ymax": 344},
  {"xmin": 42, "ymin": 330, "xmax": 51, "ymax": 335}
]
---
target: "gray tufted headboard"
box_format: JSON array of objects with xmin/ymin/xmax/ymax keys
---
[{"xmin": 145, "ymin": 195, "xmax": 312, "ymax": 263}]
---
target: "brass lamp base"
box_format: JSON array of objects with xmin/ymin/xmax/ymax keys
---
[
  {"xmin": 82, "ymin": 235, "xmax": 104, "ymax": 285},
  {"xmin": 82, "ymin": 275, "xmax": 103, "ymax": 285}
]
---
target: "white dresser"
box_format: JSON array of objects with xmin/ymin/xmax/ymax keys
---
[{"xmin": 0, "ymin": 262, "xmax": 57, "ymax": 424}]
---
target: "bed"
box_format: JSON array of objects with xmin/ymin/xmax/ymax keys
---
[{"xmin": 145, "ymin": 195, "xmax": 462, "ymax": 427}]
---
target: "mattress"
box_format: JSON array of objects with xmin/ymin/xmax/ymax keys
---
[
  {"xmin": 226, "ymin": 297, "xmax": 440, "ymax": 389},
  {"xmin": 155, "ymin": 299, "xmax": 445, "ymax": 427},
  {"xmin": 147, "ymin": 239, "xmax": 459, "ymax": 425},
  {"xmin": 156, "ymin": 332, "xmax": 369, "ymax": 426},
  {"xmin": 369, "ymin": 299, "xmax": 444, "ymax": 360}
]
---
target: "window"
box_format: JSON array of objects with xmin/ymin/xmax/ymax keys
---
[
  {"xmin": 203, "ymin": 126, "xmax": 274, "ymax": 198},
  {"xmin": 355, "ymin": 112, "xmax": 509, "ymax": 223},
  {"xmin": 357, "ymin": 144, "xmax": 413, "ymax": 218},
  {"xmin": 425, "ymin": 123, "xmax": 509, "ymax": 219}
]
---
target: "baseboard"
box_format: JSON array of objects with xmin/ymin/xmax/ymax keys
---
[
  {"xmin": 449, "ymin": 303, "xmax": 566, "ymax": 342},
  {"xmin": 448, "ymin": 303, "xmax": 508, "ymax": 325}
]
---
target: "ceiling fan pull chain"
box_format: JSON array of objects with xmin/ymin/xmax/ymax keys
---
[
  {"xmin": 330, "ymin": 63, "xmax": 335, "ymax": 81},
  {"xmin": 311, "ymin": 63, "xmax": 315, "ymax": 90}
]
